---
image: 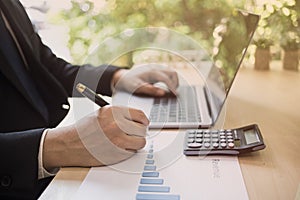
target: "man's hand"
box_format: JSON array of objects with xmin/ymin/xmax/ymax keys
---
[
  {"xmin": 112, "ymin": 64, "xmax": 179, "ymax": 96},
  {"xmin": 43, "ymin": 106, "xmax": 149, "ymax": 170}
]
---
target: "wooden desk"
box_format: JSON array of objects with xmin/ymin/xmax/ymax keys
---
[{"xmin": 39, "ymin": 67, "xmax": 300, "ymax": 200}]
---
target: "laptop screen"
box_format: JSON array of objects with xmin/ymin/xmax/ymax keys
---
[
  {"xmin": 204, "ymin": 10, "xmax": 260, "ymax": 122},
  {"xmin": 88, "ymin": 8, "xmax": 259, "ymax": 128}
]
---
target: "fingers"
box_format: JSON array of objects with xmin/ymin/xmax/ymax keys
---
[
  {"xmin": 135, "ymin": 83, "xmax": 167, "ymax": 96},
  {"xmin": 100, "ymin": 105, "xmax": 148, "ymax": 139},
  {"xmin": 150, "ymin": 70, "xmax": 176, "ymax": 91},
  {"xmin": 126, "ymin": 108, "xmax": 150, "ymax": 126},
  {"xmin": 163, "ymin": 69, "xmax": 179, "ymax": 89},
  {"xmin": 123, "ymin": 134, "xmax": 146, "ymax": 150},
  {"xmin": 142, "ymin": 65, "xmax": 178, "ymax": 93},
  {"xmin": 113, "ymin": 64, "xmax": 179, "ymax": 98},
  {"xmin": 110, "ymin": 129, "xmax": 146, "ymax": 150},
  {"xmin": 136, "ymin": 69, "xmax": 178, "ymax": 96},
  {"xmin": 118, "ymin": 107, "xmax": 149, "ymax": 137},
  {"xmin": 72, "ymin": 106, "xmax": 148, "ymax": 166}
]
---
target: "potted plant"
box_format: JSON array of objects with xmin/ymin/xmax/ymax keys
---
[
  {"xmin": 280, "ymin": 32, "xmax": 300, "ymax": 71},
  {"xmin": 252, "ymin": 3, "xmax": 278, "ymax": 71},
  {"xmin": 272, "ymin": 2, "xmax": 300, "ymax": 71},
  {"xmin": 253, "ymin": 37, "xmax": 273, "ymax": 70}
]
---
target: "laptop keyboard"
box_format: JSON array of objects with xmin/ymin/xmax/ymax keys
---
[{"xmin": 149, "ymin": 86, "xmax": 201, "ymax": 123}]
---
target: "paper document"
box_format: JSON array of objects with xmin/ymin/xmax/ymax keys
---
[{"xmin": 74, "ymin": 130, "xmax": 248, "ymax": 200}]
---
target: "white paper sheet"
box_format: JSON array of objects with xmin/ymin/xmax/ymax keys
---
[{"xmin": 74, "ymin": 130, "xmax": 249, "ymax": 200}]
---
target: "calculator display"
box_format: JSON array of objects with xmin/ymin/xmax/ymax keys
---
[{"xmin": 244, "ymin": 129, "xmax": 260, "ymax": 144}]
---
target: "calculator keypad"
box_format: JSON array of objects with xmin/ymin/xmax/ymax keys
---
[
  {"xmin": 184, "ymin": 124, "xmax": 266, "ymax": 156},
  {"xmin": 186, "ymin": 129, "xmax": 235, "ymax": 150}
]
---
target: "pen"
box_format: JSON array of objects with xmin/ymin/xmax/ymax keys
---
[{"xmin": 76, "ymin": 83, "xmax": 109, "ymax": 107}]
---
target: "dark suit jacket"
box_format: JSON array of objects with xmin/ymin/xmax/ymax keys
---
[{"xmin": 0, "ymin": 1, "xmax": 119, "ymax": 199}]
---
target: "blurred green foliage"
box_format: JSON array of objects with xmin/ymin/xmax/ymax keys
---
[
  {"xmin": 53, "ymin": 0, "xmax": 253, "ymax": 64},
  {"xmin": 253, "ymin": 0, "xmax": 300, "ymax": 50},
  {"xmin": 52, "ymin": 0, "xmax": 299, "ymax": 65}
]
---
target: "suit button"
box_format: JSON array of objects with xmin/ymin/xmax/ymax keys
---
[
  {"xmin": 62, "ymin": 104, "xmax": 70, "ymax": 110},
  {"xmin": 1, "ymin": 176, "xmax": 12, "ymax": 187}
]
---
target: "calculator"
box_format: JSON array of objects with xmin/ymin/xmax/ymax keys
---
[{"xmin": 183, "ymin": 124, "xmax": 266, "ymax": 156}]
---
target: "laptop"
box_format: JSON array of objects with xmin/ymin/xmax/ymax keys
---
[{"xmin": 112, "ymin": 10, "xmax": 259, "ymax": 129}]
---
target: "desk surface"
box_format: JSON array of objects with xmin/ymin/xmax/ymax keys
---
[{"xmin": 39, "ymin": 66, "xmax": 300, "ymax": 200}]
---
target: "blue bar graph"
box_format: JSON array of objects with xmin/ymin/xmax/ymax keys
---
[
  {"xmin": 144, "ymin": 165, "xmax": 156, "ymax": 171},
  {"xmin": 136, "ymin": 193, "xmax": 180, "ymax": 200},
  {"xmin": 142, "ymin": 172, "xmax": 159, "ymax": 177},
  {"xmin": 145, "ymin": 160, "xmax": 155, "ymax": 164},
  {"xmin": 138, "ymin": 186, "xmax": 170, "ymax": 193},
  {"xmin": 140, "ymin": 178, "xmax": 164, "ymax": 185},
  {"xmin": 137, "ymin": 142, "xmax": 180, "ymax": 200}
]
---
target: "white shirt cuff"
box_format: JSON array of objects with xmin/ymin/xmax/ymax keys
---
[{"xmin": 38, "ymin": 129, "xmax": 60, "ymax": 179}]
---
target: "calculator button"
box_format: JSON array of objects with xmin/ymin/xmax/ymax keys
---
[
  {"xmin": 220, "ymin": 139, "xmax": 226, "ymax": 143},
  {"xmin": 213, "ymin": 143, "xmax": 219, "ymax": 148},
  {"xmin": 212, "ymin": 134, "xmax": 218, "ymax": 138},
  {"xmin": 212, "ymin": 138, "xmax": 219, "ymax": 143},
  {"xmin": 204, "ymin": 134, "xmax": 211, "ymax": 138},
  {"xmin": 220, "ymin": 143, "xmax": 227, "ymax": 148},
  {"xmin": 227, "ymin": 139, "xmax": 234, "ymax": 143},
  {"xmin": 195, "ymin": 138, "xmax": 203, "ymax": 143},
  {"xmin": 220, "ymin": 135, "xmax": 226, "ymax": 139},
  {"xmin": 228, "ymin": 143, "xmax": 235, "ymax": 148},
  {"xmin": 204, "ymin": 138, "xmax": 211, "ymax": 143},
  {"xmin": 187, "ymin": 138, "xmax": 194, "ymax": 143},
  {"xmin": 226, "ymin": 132, "xmax": 233, "ymax": 136},
  {"xmin": 196, "ymin": 130, "xmax": 203, "ymax": 134},
  {"xmin": 227, "ymin": 136, "xmax": 233, "ymax": 139},
  {"xmin": 204, "ymin": 143, "xmax": 211, "ymax": 148},
  {"xmin": 188, "ymin": 134, "xmax": 195, "ymax": 138},
  {"xmin": 219, "ymin": 132, "xmax": 225, "ymax": 136},
  {"xmin": 228, "ymin": 143, "xmax": 234, "ymax": 148},
  {"xmin": 188, "ymin": 143, "xmax": 202, "ymax": 148},
  {"xmin": 196, "ymin": 133, "xmax": 203, "ymax": 138},
  {"xmin": 188, "ymin": 130, "xmax": 196, "ymax": 134}
]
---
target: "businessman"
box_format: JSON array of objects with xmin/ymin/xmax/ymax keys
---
[{"xmin": 0, "ymin": 1, "xmax": 178, "ymax": 199}]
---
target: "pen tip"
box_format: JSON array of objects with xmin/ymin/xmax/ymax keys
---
[{"xmin": 76, "ymin": 83, "xmax": 86, "ymax": 93}]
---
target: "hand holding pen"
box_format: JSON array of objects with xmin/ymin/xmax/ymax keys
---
[{"xmin": 76, "ymin": 83, "xmax": 148, "ymax": 134}]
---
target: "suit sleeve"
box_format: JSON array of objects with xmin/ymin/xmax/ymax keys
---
[
  {"xmin": 0, "ymin": 128, "xmax": 52, "ymax": 199},
  {"xmin": 35, "ymin": 32, "xmax": 121, "ymax": 97}
]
